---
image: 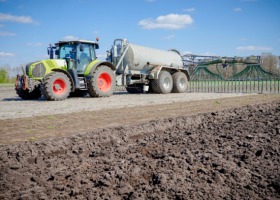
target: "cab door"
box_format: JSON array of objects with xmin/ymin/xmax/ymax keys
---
[{"xmin": 77, "ymin": 44, "xmax": 91, "ymax": 74}]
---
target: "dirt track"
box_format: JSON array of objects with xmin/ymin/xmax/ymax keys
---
[{"xmin": 0, "ymin": 85, "xmax": 280, "ymax": 199}]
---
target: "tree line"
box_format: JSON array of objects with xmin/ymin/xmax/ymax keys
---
[{"xmin": 0, "ymin": 65, "xmax": 22, "ymax": 84}]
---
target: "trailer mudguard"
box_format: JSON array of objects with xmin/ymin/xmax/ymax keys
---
[{"xmin": 148, "ymin": 66, "xmax": 190, "ymax": 80}]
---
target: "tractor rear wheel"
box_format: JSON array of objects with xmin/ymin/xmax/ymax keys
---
[
  {"xmin": 88, "ymin": 65, "xmax": 115, "ymax": 97},
  {"xmin": 41, "ymin": 72, "xmax": 71, "ymax": 101},
  {"xmin": 172, "ymin": 72, "xmax": 188, "ymax": 93},
  {"xmin": 151, "ymin": 71, "xmax": 173, "ymax": 94}
]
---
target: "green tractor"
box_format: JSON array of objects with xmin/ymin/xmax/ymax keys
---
[{"xmin": 15, "ymin": 39, "xmax": 116, "ymax": 100}]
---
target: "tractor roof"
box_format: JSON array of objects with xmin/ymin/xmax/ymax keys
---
[{"xmin": 56, "ymin": 40, "xmax": 98, "ymax": 46}]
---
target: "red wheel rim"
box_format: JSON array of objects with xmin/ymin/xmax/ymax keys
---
[
  {"xmin": 52, "ymin": 79, "xmax": 66, "ymax": 95},
  {"xmin": 97, "ymin": 73, "xmax": 112, "ymax": 92}
]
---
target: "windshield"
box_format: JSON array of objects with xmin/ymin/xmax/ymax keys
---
[{"xmin": 58, "ymin": 44, "xmax": 76, "ymax": 60}]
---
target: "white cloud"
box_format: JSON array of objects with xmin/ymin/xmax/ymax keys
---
[
  {"xmin": 63, "ymin": 35, "xmax": 79, "ymax": 40},
  {"xmin": 0, "ymin": 52, "xmax": 15, "ymax": 57},
  {"xmin": 0, "ymin": 13, "xmax": 34, "ymax": 24},
  {"xmin": 236, "ymin": 45, "xmax": 273, "ymax": 51},
  {"xmin": 139, "ymin": 14, "xmax": 193, "ymax": 30},
  {"xmin": 27, "ymin": 42, "xmax": 44, "ymax": 46},
  {"xmin": 0, "ymin": 0, "xmax": 7, "ymax": 2},
  {"xmin": 233, "ymin": 8, "xmax": 242, "ymax": 12},
  {"xmin": 0, "ymin": 31, "xmax": 16, "ymax": 36},
  {"xmin": 184, "ymin": 8, "xmax": 196, "ymax": 12},
  {"xmin": 161, "ymin": 34, "xmax": 175, "ymax": 40}
]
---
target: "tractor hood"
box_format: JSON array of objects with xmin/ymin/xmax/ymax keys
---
[{"xmin": 26, "ymin": 59, "xmax": 67, "ymax": 79}]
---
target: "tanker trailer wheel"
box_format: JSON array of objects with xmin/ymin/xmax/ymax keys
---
[
  {"xmin": 88, "ymin": 65, "xmax": 116, "ymax": 97},
  {"xmin": 151, "ymin": 70, "xmax": 173, "ymax": 94},
  {"xmin": 41, "ymin": 72, "xmax": 71, "ymax": 101},
  {"xmin": 172, "ymin": 72, "xmax": 188, "ymax": 93},
  {"xmin": 126, "ymin": 84, "xmax": 144, "ymax": 94}
]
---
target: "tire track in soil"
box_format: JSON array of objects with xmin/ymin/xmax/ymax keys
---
[
  {"xmin": 0, "ymin": 94, "xmax": 279, "ymax": 145},
  {"xmin": 0, "ymin": 102, "xmax": 280, "ymax": 199}
]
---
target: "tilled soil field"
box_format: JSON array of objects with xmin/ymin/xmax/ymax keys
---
[{"xmin": 1, "ymin": 102, "xmax": 280, "ymax": 199}]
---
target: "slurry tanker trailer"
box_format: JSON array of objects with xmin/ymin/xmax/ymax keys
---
[{"xmin": 15, "ymin": 38, "xmax": 189, "ymax": 100}]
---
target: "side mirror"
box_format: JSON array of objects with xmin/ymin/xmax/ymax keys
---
[
  {"xmin": 80, "ymin": 44, "xmax": 84, "ymax": 51},
  {"xmin": 48, "ymin": 47, "xmax": 57, "ymax": 59}
]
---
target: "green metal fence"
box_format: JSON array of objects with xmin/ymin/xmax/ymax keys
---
[{"xmin": 188, "ymin": 63, "xmax": 280, "ymax": 94}]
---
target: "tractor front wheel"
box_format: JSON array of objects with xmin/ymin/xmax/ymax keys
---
[
  {"xmin": 41, "ymin": 72, "xmax": 71, "ymax": 101},
  {"xmin": 88, "ymin": 65, "xmax": 115, "ymax": 97},
  {"xmin": 16, "ymin": 87, "xmax": 41, "ymax": 100}
]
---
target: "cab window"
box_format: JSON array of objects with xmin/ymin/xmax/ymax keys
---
[{"xmin": 58, "ymin": 44, "xmax": 76, "ymax": 60}]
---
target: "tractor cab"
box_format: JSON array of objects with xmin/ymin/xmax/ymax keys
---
[{"xmin": 54, "ymin": 40, "xmax": 99, "ymax": 74}]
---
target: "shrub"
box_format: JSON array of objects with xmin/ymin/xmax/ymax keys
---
[{"xmin": 0, "ymin": 68, "xmax": 8, "ymax": 83}]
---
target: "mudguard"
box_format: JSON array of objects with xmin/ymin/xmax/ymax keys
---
[
  {"xmin": 84, "ymin": 60, "xmax": 116, "ymax": 77},
  {"xmin": 148, "ymin": 66, "xmax": 190, "ymax": 80}
]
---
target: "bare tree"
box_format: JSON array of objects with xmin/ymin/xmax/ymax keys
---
[
  {"xmin": 11, "ymin": 65, "xmax": 24, "ymax": 77},
  {"xmin": 261, "ymin": 53, "xmax": 278, "ymax": 73}
]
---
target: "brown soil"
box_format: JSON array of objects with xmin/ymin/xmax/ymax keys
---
[
  {"xmin": 0, "ymin": 97, "xmax": 280, "ymax": 199},
  {"xmin": 0, "ymin": 94, "xmax": 279, "ymax": 145}
]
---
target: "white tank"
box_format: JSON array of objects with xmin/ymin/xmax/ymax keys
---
[{"xmin": 122, "ymin": 43, "xmax": 183, "ymax": 72}]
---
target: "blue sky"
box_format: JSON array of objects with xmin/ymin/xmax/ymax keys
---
[{"xmin": 0, "ymin": 0, "xmax": 280, "ymax": 69}]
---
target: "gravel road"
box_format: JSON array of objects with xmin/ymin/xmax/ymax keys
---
[{"xmin": 0, "ymin": 85, "xmax": 250, "ymax": 119}]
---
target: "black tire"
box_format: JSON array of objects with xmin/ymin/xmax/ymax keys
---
[
  {"xmin": 126, "ymin": 84, "xmax": 144, "ymax": 94},
  {"xmin": 172, "ymin": 72, "xmax": 188, "ymax": 93},
  {"xmin": 69, "ymin": 90, "xmax": 88, "ymax": 97},
  {"xmin": 148, "ymin": 83, "xmax": 154, "ymax": 93},
  {"xmin": 88, "ymin": 65, "xmax": 116, "ymax": 97},
  {"xmin": 41, "ymin": 72, "xmax": 71, "ymax": 101},
  {"xmin": 16, "ymin": 87, "xmax": 41, "ymax": 100},
  {"xmin": 151, "ymin": 71, "xmax": 173, "ymax": 94}
]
